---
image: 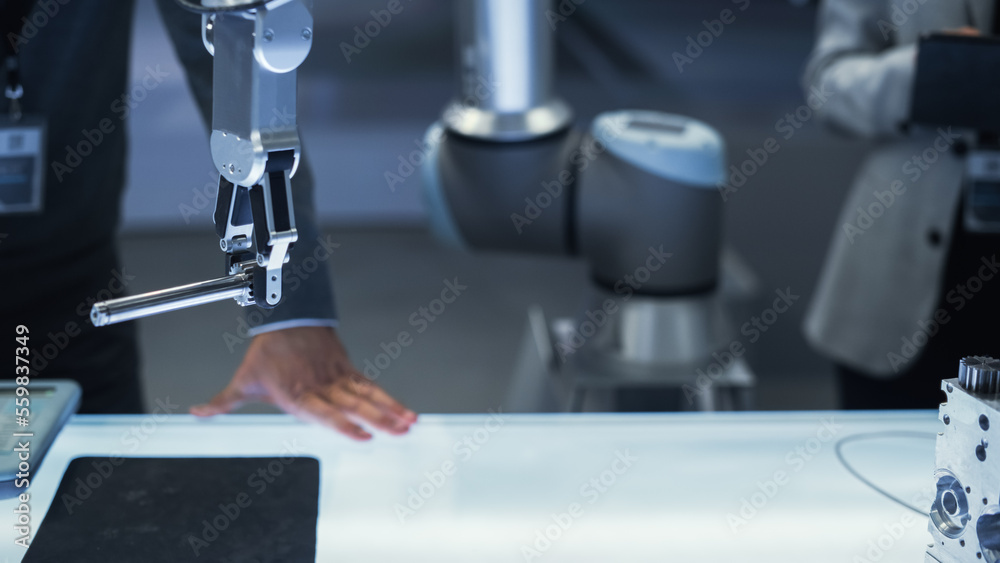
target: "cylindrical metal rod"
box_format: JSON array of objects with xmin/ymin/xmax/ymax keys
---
[
  {"xmin": 466, "ymin": 0, "xmax": 551, "ymax": 114},
  {"xmin": 445, "ymin": 0, "xmax": 571, "ymax": 141},
  {"xmin": 90, "ymin": 273, "xmax": 251, "ymax": 327}
]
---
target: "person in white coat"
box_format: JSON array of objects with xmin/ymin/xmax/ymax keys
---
[{"xmin": 803, "ymin": 0, "xmax": 998, "ymax": 408}]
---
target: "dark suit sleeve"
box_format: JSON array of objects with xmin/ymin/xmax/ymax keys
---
[{"xmin": 153, "ymin": 0, "xmax": 338, "ymax": 332}]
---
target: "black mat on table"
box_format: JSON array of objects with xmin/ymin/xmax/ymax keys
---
[{"xmin": 23, "ymin": 456, "xmax": 320, "ymax": 563}]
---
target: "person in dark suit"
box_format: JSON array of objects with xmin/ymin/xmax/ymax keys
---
[{"xmin": 0, "ymin": 0, "xmax": 416, "ymax": 440}]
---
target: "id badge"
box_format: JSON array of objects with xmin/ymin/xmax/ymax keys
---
[{"xmin": 0, "ymin": 115, "xmax": 45, "ymax": 215}]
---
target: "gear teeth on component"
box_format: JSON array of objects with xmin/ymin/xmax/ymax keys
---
[{"xmin": 959, "ymin": 356, "xmax": 1000, "ymax": 395}]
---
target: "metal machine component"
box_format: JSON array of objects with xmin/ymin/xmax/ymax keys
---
[
  {"xmin": 91, "ymin": 0, "xmax": 311, "ymax": 326},
  {"xmin": 959, "ymin": 356, "xmax": 1000, "ymax": 395},
  {"xmin": 926, "ymin": 358, "xmax": 1000, "ymax": 563},
  {"xmin": 444, "ymin": 0, "xmax": 572, "ymax": 141}
]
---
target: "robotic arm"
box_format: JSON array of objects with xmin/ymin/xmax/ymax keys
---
[
  {"xmin": 91, "ymin": 0, "xmax": 313, "ymax": 326},
  {"xmin": 425, "ymin": 0, "xmax": 724, "ymax": 291},
  {"xmin": 423, "ymin": 0, "xmax": 742, "ymax": 411}
]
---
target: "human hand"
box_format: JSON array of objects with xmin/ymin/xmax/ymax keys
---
[{"xmin": 191, "ymin": 326, "xmax": 418, "ymax": 440}]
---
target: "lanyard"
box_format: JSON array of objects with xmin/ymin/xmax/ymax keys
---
[{"xmin": 2, "ymin": 0, "xmax": 37, "ymax": 121}]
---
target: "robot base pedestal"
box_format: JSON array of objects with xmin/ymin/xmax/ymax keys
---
[{"xmin": 504, "ymin": 288, "xmax": 755, "ymax": 413}]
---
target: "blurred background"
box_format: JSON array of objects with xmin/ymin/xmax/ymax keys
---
[{"xmin": 121, "ymin": 0, "xmax": 869, "ymax": 414}]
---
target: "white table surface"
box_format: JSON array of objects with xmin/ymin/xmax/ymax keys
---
[{"xmin": 0, "ymin": 411, "xmax": 942, "ymax": 562}]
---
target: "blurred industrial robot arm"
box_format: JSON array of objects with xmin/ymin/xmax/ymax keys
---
[
  {"xmin": 424, "ymin": 0, "xmax": 725, "ymax": 295},
  {"xmin": 420, "ymin": 0, "xmax": 735, "ymax": 413}
]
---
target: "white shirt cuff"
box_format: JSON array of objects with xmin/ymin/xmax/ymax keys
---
[{"xmin": 247, "ymin": 318, "xmax": 339, "ymax": 337}]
